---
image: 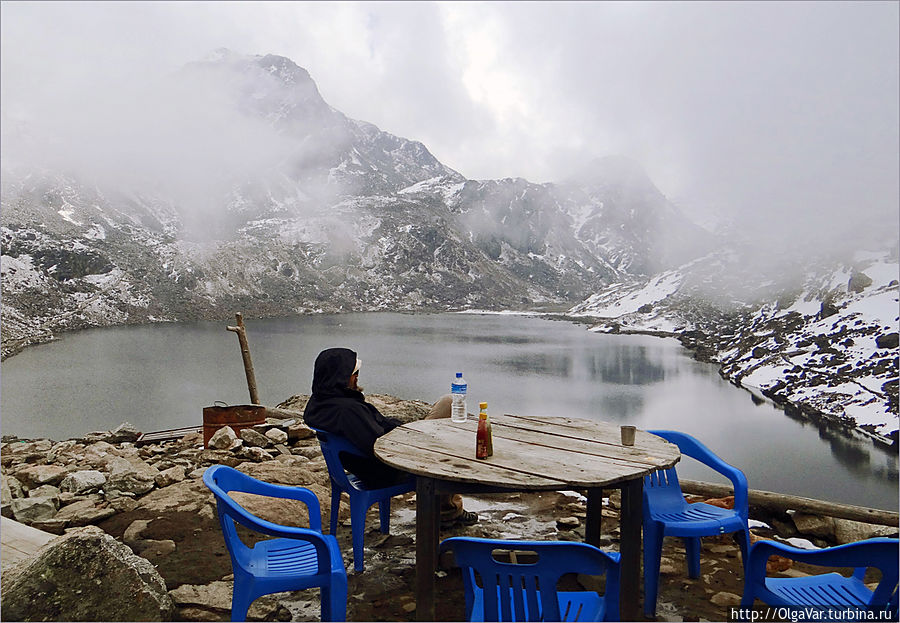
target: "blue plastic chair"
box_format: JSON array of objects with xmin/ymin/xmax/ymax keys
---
[
  {"xmin": 440, "ymin": 537, "xmax": 621, "ymax": 622},
  {"xmin": 741, "ymin": 537, "xmax": 899, "ymax": 621},
  {"xmin": 202, "ymin": 465, "xmax": 348, "ymax": 622},
  {"xmin": 643, "ymin": 430, "xmax": 751, "ymax": 617},
  {"xmin": 311, "ymin": 428, "xmax": 415, "ymax": 572}
]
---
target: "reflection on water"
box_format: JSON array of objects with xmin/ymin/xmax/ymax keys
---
[
  {"xmin": 0, "ymin": 312, "xmax": 896, "ymax": 511},
  {"xmin": 585, "ymin": 347, "xmax": 667, "ymax": 385},
  {"xmin": 500, "ymin": 353, "xmax": 573, "ymax": 377}
]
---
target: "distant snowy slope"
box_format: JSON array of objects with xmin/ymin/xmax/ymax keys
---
[{"xmin": 570, "ymin": 248, "xmax": 900, "ymax": 439}]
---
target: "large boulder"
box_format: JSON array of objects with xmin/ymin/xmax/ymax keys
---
[
  {"xmin": 0, "ymin": 525, "xmax": 175, "ymax": 621},
  {"xmin": 14, "ymin": 464, "xmax": 68, "ymax": 489}
]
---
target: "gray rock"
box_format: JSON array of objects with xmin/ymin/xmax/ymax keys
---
[
  {"xmin": 14, "ymin": 464, "xmax": 68, "ymax": 488},
  {"xmin": 833, "ymin": 517, "xmax": 898, "ymax": 544},
  {"xmin": 4, "ymin": 474, "xmax": 25, "ymax": 499},
  {"xmin": 848, "ymin": 271, "xmax": 873, "ymax": 293},
  {"xmin": 710, "ymin": 591, "xmax": 742, "ymax": 607},
  {"xmin": 556, "ymin": 516, "xmax": 581, "ymax": 530},
  {"xmin": 876, "ymin": 333, "xmax": 899, "ymax": 349},
  {"xmin": 59, "ymin": 469, "xmax": 107, "ymax": 495},
  {"xmin": 29, "ymin": 518, "xmax": 68, "ymax": 534},
  {"xmin": 129, "ymin": 477, "xmax": 211, "ymax": 515},
  {"xmin": 791, "ymin": 512, "xmax": 835, "ymax": 538},
  {"xmin": 238, "ymin": 446, "xmax": 275, "ymax": 462},
  {"xmin": 0, "ymin": 525, "xmax": 174, "ymax": 621},
  {"xmin": 208, "ymin": 426, "xmax": 241, "ymax": 451},
  {"xmin": 155, "ymin": 465, "xmax": 186, "ymax": 488},
  {"xmin": 1, "ymin": 475, "xmax": 13, "ymax": 518},
  {"xmin": 264, "ymin": 428, "xmax": 288, "ymax": 445},
  {"xmin": 53, "ymin": 498, "xmax": 117, "ymax": 527},
  {"xmin": 239, "ymin": 428, "xmax": 272, "ymax": 448},
  {"xmin": 47, "ymin": 440, "xmax": 80, "ymax": 463},
  {"xmin": 11, "ymin": 495, "xmax": 59, "ymax": 524},
  {"xmin": 27, "ymin": 484, "xmax": 60, "ymax": 500},
  {"xmin": 106, "ymin": 457, "xmax": 160, "ymax": 495},
  {"xmin": 131, "ymin": 539, "xmax": 177, "ymax": 557},
  {"xmin": 198, "ymin": 449, "xmax": 243, "ymax": 467},
  {"xmin": 169, "ymin": 580, "xmax": 282, "ymax": 620},
  {"xmin": 288, "ymin": 422, "xmax": 316, "ymax": 442},
  {"xmin": 108, "ymin": 422, "xmax": 142, "ymax": 443},
  {"xmin": 81, "ymin": 441, "xmax": 121, "ymax": 468},
  {"xmin": 124, "ymin": 519, "xmax": 151, "ymax": 544}
]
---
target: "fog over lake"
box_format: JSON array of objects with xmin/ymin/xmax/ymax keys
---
[{"xmin": 1, "ymin": 312, "xmax": 896, "ymax": 510}]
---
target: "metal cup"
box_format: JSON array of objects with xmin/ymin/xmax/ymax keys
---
[{"xmin": 620, "ymin": 425, "xmax": 636, "ymax": 446}]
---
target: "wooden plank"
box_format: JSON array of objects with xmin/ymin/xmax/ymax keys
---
[
  {"xmin": 135, "ymin": 426, "xmax": 202, "ymax": 446},
  {"xmin": 375, "ymin": 442, "xmax": 568, "ymax": 488},
  {"xmin": 414, "ymin": 415, "xmax": 680, "ymax": 467},
  {"xmin": 489, "ymin": 418, "xmax": 680, "ymax": 468},
  {"xmin": 376, "ymin": 421, "xmax": 668, "ymax": 488}
]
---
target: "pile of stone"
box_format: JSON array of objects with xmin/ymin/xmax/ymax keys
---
[{"xmin": 1, "ymin": 412, "xmax": 318, "ymax": 534}]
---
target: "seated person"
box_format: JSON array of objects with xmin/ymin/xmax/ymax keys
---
[{"xmin": 304, "ymin": 347, "xmax": 477, "ymax": 527}]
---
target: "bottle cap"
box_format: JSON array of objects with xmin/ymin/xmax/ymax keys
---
[
  {"xmin": 479, "ymin": 402, "xmax": 487, "ymax": 409},
  {"xmin": 456, "ymin": 372, "xmax": 463, "ymax": 378}
]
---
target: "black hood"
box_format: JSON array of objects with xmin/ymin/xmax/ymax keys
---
[{"xmin": 311, "ymin": 347, "xmax": 357, "ymax": 397}]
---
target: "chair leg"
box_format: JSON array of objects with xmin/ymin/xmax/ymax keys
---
[
  {"xmin": 230, "ymin": 576, "xmax": 255, "ymax": 622},
  {"xmin": 378, "ymin": 498, "xmax": 392, "ymax": 534},
  {"xmin": 685, "ymin": 536, "xmax": 702, "ymax": 578},
  {"xmin": 736, "ymin": 529, "xmax": 750, "ymax": 575},
  {"xmin": 643, "ymin": 522, "xmax": 664, "ymax": 617},
  {"xmin": 329, "ymin": 485, "xmax": 341, "ymax": 535},
  {"xmin": 350, "ymin": 499, "xmax": 368, "ymax": 572},
  {"xmin": 322, "ymin": 572, "xmax": 349, "ymax": 621}
]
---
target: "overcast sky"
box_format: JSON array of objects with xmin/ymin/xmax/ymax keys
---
[{"xmin": 2, "ymin": 1, "xmax": 898, "ymax": 242}]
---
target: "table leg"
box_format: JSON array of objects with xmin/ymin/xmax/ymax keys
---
[
  {"xmin": 416, "ymin": 477, "xmax": 438, "ymax": 621},
  {"xmin": 619, "ymin": 477, "xmax": 643, "ymax": 622},
  {"xmin": 585, "ymin": 487, "xmax": 603, "ymax": 546}
]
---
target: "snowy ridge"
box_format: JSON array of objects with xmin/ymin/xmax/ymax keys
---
[{"xmin": 569, "ymin": 248, "xmax": 900, "ymax": 438}]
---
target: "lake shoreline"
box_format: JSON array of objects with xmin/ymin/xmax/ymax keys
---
[{"xmin": 3, "ymin": 308, "xmax": 897, "ymax": 452}]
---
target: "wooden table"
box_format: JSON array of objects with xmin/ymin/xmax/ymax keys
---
[{"xmin": 374, "ymin": 414, "xmax": 681, "ymax": 621}]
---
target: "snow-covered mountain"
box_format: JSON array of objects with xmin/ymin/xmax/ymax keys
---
[
  {"xmin": 0, "ymin": 51, "xmax": 710, "ymax": 357},
  {"xmin": 570, "ymin": 246, "xmax": 900, "ymax": 441}
]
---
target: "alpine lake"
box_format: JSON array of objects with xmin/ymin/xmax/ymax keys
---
[{"xmin": 1, "ymin": 312, "xmax": 896, "ymax": 511}]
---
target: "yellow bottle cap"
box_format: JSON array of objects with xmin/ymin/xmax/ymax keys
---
[{"xmin": 479, "ymin": 402, "xmax": 487, "ymax": 409}]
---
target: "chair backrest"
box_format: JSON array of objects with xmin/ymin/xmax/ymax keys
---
[
  {"xmin": 749, "ymin": 537, "xmax": 899, "ymax": 609},
  {"xmin": 202, "ymin": 464, "xmax": 330, "ymax": 573},
  {"xmin": 645, "ymin": 429, "xmax": 749, "ymax": 519},
  {"xmin": 309, "ymin": 428, "xmax": 366, "ymax": 491},
  {"xmin": 441, "ymin": 537, "xmax": 620, "ymax": 622}
]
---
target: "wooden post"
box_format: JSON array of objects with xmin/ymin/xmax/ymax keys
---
[
  {"xmin": 679, "ymin": 478, "xmax": 899, "ymax": 527},
  {"xmin": 416, "ymin": 477, "xmax": 438, "ymax": 622},
  {"xmin": 226, "ymin": 312, "xmax": 260, "ymax": 405},
  {"xmin": 618, "ymin": 478, "xmax": 643, "ymax": 623}
]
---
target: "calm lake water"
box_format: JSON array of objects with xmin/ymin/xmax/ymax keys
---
[{"xmin": 1, "ymin": 312, "xmax": 897, "ymax": 510}]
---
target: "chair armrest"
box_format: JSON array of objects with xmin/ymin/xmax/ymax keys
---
[
  {"xmin": 749, "ymin": 538, "xmax": 899, "ymax": 572},
  {"xmin": 649, "ymin": 430, "xmax": 749, "ymax": 518},
  {"xmin": 713, "ymin": 461, "xmax": 749, "ymax": 521}
]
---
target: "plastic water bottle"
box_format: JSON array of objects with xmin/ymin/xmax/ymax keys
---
[{"xmin": 451, "ymin": 372, "xmax": 467, "ymax": 422}]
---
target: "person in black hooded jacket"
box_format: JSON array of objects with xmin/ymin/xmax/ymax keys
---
[{"xmin": 304, "ymin": 347, "xmax": 476, "ymax": 526}]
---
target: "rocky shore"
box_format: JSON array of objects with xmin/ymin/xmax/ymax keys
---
[{"xmin": 2, "ymin": 394, "xmax": 897, "ymax": 621}]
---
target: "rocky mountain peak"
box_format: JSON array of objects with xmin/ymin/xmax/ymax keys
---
[{"xmin": 1, "ymin": 50, "xmax": 713, "ymax": 358}]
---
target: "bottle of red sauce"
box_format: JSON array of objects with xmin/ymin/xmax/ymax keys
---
[
  {"xmin": 476, "ymin": 403, "xmax": 489, "ymax": 459},
  {"xmin": 476, "ymin": 402, "xmax": 492, "ymax": 459}
]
